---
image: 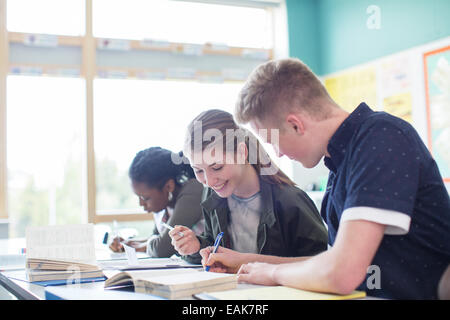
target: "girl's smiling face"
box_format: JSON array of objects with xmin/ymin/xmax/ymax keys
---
[{"xmin": 190, "ymin": 149, "xmax": 247, "ymax": 198}]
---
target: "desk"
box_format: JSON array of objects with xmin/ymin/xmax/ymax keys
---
[
  {"xmin": 0, "ymin": 271, "xmax": 107, "ymax": 300},
  {"xmin": 1, "ymin": 240, "xmax": 376, "ymax": 301},
  {"xmin": 0, "ymin": 268, "xmax": 265, "ymax": 300},
  {"xmin": 0, "ymin": 243, "xmax": 263, "ymax": 300},
  {"xmin": 0, "ymin": 239, "xmax": 161, "ymax": 300},
  {"xmin": 0, "ymin": 278, "xmax": 17, "ymax": 300}
]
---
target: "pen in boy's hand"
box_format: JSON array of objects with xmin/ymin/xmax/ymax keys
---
[{"xmin": 162, "ymin": 222, "xmax": 184, "ymax": 238}]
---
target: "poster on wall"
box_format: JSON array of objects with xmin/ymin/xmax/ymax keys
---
[
  {"xmin": 324, "ymin": 66, "xmax": 377, "ymax": 112},
  {"xmin": 380, "ymin": 56, "xmax": 413, "ymax": 123},
  {"xmin": 423, "ymin": 45, "xmax": 450, "ymax": 182},
  {"xmin": 382, "ymin": 92, "xmax": 413, "ymax": 123}
]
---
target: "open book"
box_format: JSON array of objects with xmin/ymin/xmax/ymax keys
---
[
  {"xmin": 104, "ymin": 268, "xmax": 237, "ymax": 299},
  {"xmin": 24, "ymin": 224, "xmax": 105, "ymax": 283}
]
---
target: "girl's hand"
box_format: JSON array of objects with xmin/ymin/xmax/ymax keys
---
[
  {"xmin": 168, "ymin": 225, "xmax": 200, "ymax": 255},
  {"xmin": 109, "ymin": 237, "xmax": 125, "ymax": 252},
  {"xmin": 200, "ymin": 246, "xmax": 246, "ymax": 274}
]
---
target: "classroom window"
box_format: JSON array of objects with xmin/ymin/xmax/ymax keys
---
[
  {"xmin": 6, "ymin": 76, "xmax": 86, "ymax": 237},
  {"xmin": 6, "ymin": 0, "xmax": 85, "ymax": 36},
  {"xmin": 2, "ymin": 0, "xmax": 282, "ymax": 232},
  {"xmin": 93, "ymin": 78, "xmax": 244, "ymax": 214},
  {"xmin": 93, "ymin": 0, "xmax": 273, "ymax": 48}
]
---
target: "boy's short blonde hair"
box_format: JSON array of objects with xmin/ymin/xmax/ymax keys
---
[{"xmin": 235, "ymin": 58, "xmax": 333, "ymax": 126}]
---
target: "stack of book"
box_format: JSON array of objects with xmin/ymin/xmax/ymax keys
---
[
  {"xmin": 24, "ymin": 224, "xmax": 105, "ymax": 284},
  {"xmin": 26, "ymin": 258, "xmax": 105, "ymax": 283}
]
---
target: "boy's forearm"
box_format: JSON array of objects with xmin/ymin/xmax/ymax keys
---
[
  {"xmin": 271, "ymin": 251, "xmax": 337, "ymax": 292},
  {"xmin": 271, "ymin": 249, "xmax": 365, "ymax": 295},
  {"xmin": 271, "ymin": 220, "xmax": 386, "ymax": 294}
]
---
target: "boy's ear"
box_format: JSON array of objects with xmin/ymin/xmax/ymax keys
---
[{"xmin": 285, "ymin": 113, "xmax": 305, "ymax": 135}]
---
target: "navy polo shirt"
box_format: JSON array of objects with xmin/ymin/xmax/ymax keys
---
[{"xmin": 321, "ymin": 103, "xmax": 450, "ymax": 299}]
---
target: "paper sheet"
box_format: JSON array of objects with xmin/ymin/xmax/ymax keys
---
[{"xmin": 123, "ymin": 244, "xmax": 139, "ymax": 266}]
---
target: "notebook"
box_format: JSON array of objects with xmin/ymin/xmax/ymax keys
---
[
  {"xmin": 194, "ymin": 285, "xmax": 367, "ymax": 300},
  {"xmin": 98, "ymin": 244, "xmax": 201, "ymax": 271},
  {"xmin": 97, "ymin": 257, "xmax": 202, "ymax": 271},
  {"xmin": 104, "ymin": 268, "xmax": 237, "ymax": 299}
]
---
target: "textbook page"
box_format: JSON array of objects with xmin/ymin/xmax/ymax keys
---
[{"xmin": 26, "ymin": 224, "xmax": 96, "ymax": 264}]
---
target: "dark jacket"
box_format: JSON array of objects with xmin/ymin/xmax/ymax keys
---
[{"xmin": 184, "ymin": 178, "xmax": 328, "ymax": 264}]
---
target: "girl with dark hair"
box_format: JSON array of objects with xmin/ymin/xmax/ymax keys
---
[
  {"xmin": 109, "ymin": 147, "xmax": 205, "ymax": 258},
  {"xmin": 168, "ymin": 109, "xmax": 327, "ymax": 272}
]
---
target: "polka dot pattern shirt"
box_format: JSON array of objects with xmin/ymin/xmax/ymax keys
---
[{"xmin": 322, "ymin": 103, "xmax": 450, "ymax": 299}]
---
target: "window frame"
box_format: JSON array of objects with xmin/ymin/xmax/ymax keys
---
[
  {"xmin": 0, "ymin": 0, "xmax": 280, "ymax": 226},
  {"xmin": 1, "ymin": 0, "xmax": 8, "ymax": 220}
]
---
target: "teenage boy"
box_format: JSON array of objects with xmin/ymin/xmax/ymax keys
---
[{"xmin": 231, "ymin": 58, "xmax": 450, "ymax": 299}]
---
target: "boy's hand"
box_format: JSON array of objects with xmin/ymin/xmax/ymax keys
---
[{"xmin": 237, "ymin": 262, "xmax": 279, "ymax": 286}]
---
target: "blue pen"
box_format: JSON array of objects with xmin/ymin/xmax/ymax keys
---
[{"xmin": 205, "ymin": 232, "xmax": 224, "ymax": 272}]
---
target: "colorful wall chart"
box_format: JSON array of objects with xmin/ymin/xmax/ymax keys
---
[
  {"xmin": 380, "ymin": 56, "xmax": 413, "ymax": 123},
  {"xmin": 424, "ymin": 45, "xmax": 450, "ymax": 181},
  {"xmin": 324, "ymin": 66, "xmax": 377, "ymax": 112}
]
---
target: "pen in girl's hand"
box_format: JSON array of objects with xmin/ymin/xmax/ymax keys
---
[
  {"xmin": 162, "ymin": 222, "xmax": 184, "ymax": 238},
  {"xmin": 205, "ymin": 232, "xmax": 224, "ymax": 272}
]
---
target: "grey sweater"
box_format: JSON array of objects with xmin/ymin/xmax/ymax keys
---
[{"xmin": 146, "ymin": 178, "xmax": 204, "ymax": 257}]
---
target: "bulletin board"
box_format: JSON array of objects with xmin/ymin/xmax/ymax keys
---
[
  {"xmin": 322, "ymin": 37, "xmax": 450, "ymax": 183},
  {"xmin": 423, "ymin": 45, "xmax": 450, "ymax": 182},
  {"xmin": 324, "ymin": 66, "xmax": 377, "ymax": 113},
  {"xmin": 324, "ymin": 56, "xmax": 414, "ymax": 120}
]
